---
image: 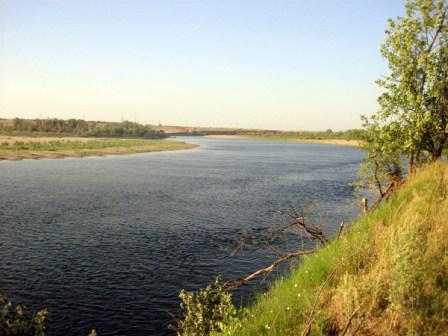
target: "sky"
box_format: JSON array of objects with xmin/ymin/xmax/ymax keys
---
[{"xmin": 0, "ymin": 0, "xmax": 406, "ymax": 131}]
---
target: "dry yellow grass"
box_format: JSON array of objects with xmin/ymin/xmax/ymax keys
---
[{"xmin": 326, "ymin": 164, "xmax": 448, "ymax": 335}]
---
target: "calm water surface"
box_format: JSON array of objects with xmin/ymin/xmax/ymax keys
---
[{"xmin": 0, "ymin": 137, "xmax": 364, "ymax": 335}]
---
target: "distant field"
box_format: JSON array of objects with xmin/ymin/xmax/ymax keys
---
[{"xmin": 0, "ymin": 136, "xmax": 197, "ymax": 160}]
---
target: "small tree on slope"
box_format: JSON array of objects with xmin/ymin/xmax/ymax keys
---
[{"xmin": 363, "ymin": 0, "xmax": 448, "ymax": 185}]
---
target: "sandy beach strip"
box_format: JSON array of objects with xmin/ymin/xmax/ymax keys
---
[{"xmin": 205, "ymin": 134, "xmax": 363, "ymax": 147}]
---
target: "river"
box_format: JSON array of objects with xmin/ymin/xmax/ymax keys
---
[{"xmin": 0, "ymin": 137, "xmax": 364, "ymax": 335}]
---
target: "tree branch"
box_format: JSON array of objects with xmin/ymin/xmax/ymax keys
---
[{"xmin": 224, "ymin": 249, "xmax": 316, "ymax": 290}]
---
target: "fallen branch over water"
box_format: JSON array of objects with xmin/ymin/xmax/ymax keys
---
[
  {"xmin": 225, "ymin": 209, "xmax": 331, "ymax": 290},
  {"xmin": 224, "ymin": 249, "xmax": 316, "ymax": 290},
  {"xmin": 291, "ymin": 214, "xmax": 328, "ymax": 245}
]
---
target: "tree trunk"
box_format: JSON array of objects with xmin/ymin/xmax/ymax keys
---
[
  {"xmin": 416, "ymin": 148, "xmax": 421, "ymax": 166},
  {"xmin": 432, "ymin": 146, "xmax": 443, "ymax": 161},
  {"xmin": 408, "ymin": 153, "xmax": 415, "ymax": 176}
]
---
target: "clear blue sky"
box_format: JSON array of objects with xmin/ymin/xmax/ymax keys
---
[{"xmin": 0, "ymin": 0, "xmax": 405, "ymax": 130}]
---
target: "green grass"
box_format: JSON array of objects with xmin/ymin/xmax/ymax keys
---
[{"xmin": 217, "ymin": 163, "xmax": 448, "ymax": 336}]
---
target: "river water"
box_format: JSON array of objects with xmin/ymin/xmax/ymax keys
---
[{"xmin": 0, "ymin": 137, "xmax": 364, "ymax": 335}]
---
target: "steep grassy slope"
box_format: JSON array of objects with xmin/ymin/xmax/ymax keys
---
[{"xmin": 219, "ymin": 163, "xmax": 448, "ymax": 336}]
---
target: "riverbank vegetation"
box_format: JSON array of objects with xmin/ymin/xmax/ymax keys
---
[
  {"xmin": 0, "ymin": 292, "xmax": 47, "ymax": 336},
  {"xmin": 0, "ymin": 136, "xmax": 197, "ymax": 160},
  {"xmin": 0, "ymin": 118, "xmax": 166, "ymax": 139},
  {"xmin": 207, "ymin": 162, "xmax": 447, "ymax": 336}
]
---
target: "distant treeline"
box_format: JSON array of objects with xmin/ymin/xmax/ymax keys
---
[
  {"xmin": 238, "ymin": 128, "xmax": 366, "ymax": 140},
  {"xmin": 0, "ymin": 118, "xmax": 166, "ymax": 139}
]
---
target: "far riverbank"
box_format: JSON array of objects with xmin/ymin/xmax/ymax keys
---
[
  {"xmin": 0, "ymin": 136, "xmax": 198, "ymax": 161},
  {"xmin": 205, "ymin": 134, "xmax": 363, "ymax": 147}
]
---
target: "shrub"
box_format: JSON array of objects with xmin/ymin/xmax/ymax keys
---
[
  {"xmin": 0, "ymin": 292, "xmax": 47, "ymax": 336},
  {"xmin": 177, "ymin": 277, "xmax": 237, "ymax": 336}
]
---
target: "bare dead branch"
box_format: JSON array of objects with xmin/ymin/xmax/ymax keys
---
[
  {"xmin": 225, "ymin": 207, "xmax": 336, "ymax": 292},
  {"xmin": 293, "ymin": 214, "xmax": 329, "ymax": 245},
  {"xmin": 224, "ymin": 249, "xmax": 315, "ymax": 290},
  {"xmin": 230, "ymin": 207, "xmax": 330, "ymax": 260}
]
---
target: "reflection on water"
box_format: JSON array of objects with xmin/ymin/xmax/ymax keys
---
[{"xmin": 0, "ymin": 137, "xmax": 364, "ymax": 335}]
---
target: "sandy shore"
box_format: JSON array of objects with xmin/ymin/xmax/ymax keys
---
[
  {"xmin": 284, "ymin": 138, "xmax": 363, "ymax": 147},
  {"xmin": 205, "ymin": 135, "xmax": 363, "ymax": 147},
  {"xmin": 204, "ymin": 134, "xmax": 252, "ymax": 140},
  {"xmin": 0, "ymin": 136, "xmax": 198, "ymax": 161}
]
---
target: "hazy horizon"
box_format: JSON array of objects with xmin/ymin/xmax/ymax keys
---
[{"xmin": 0, "ymin": 0, "xmax": 405, "ymax": 131}]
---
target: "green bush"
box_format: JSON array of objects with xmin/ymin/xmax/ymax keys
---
[
  {"xmin": 177, "ymin": 277, "xmax": 237, "ymax": 336},
  {"xmin": 0, "ymin": 292, "xmax": 47, "ymax": 336}
]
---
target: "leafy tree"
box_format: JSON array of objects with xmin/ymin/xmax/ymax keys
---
[{"xmin": 363, "ymin": 0, "xmax": 447, "ymax": 184}]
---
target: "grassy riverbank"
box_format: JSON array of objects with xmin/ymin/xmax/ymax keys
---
[
  {"xmin": 218, "ymin": 163, "xmax": 447, "ymax": 335},
  {"xmin": 0, "ymin": 136, "xmax": 197, "ymax": 160}
]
